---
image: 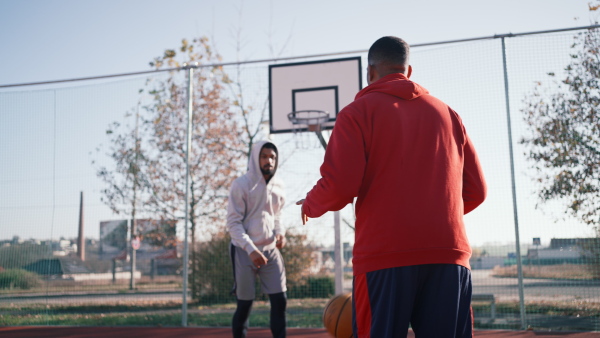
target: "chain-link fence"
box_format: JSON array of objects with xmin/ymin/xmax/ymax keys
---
[{"xmin": 1, "ymin": 26, "xmax": 599, "ymax": 331}]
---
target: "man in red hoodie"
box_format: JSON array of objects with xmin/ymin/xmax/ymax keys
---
[{"xmin": 297, "ymin": 36, "xmax": 487, "ymax": 337}]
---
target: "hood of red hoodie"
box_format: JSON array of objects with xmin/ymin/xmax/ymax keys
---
[{"xmin": 355, "ymin": 73, "xmax": 429, "ymax": 101}]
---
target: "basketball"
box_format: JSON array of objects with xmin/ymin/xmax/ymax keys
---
[{"xmin": 323, "ymin": 292, "xmax": 353, "ymax": 338}]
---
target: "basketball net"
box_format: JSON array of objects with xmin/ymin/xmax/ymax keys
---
[
  {"xmin": 291, "ymin": 122, "xmax": 321, "ymax": 149},
  {"xmin": 288, "ymin": 110, "xmax": 329, "ymax": 150}
]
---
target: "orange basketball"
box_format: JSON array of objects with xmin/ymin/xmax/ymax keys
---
[{"xmin": 323, "ymin": 292, "xmax": 353, "ymax": 338}]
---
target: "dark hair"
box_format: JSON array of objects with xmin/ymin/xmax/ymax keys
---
[
  {"xmin": 261, "ymin": 142, "xmax": 277, "ymax": 154},
  {"xmin": 368, "ymin": 36, "xmax": 410, "ymax": 67}
]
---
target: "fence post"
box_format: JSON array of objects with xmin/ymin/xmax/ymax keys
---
[
  {"xmin": 334, "ymin": 211, "xmax": 344, "ymax": 294},
  {"xmin": 501, "ymin": 36, "xmax": 527, "ymax": 329},
  {"xmin": 181, "ymin": 63, "xmax": 195, "ymax": 327},
  {"xmin": 112, "ymin": 259, "xmax": 117, "ymax": 284},
  {"xmin": 151, "ymin": 258, "xmax": 156, "ymax": 280}
]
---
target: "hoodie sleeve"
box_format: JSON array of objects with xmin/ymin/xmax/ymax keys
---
[
  {"xmin": 462, "ymin": 133, "xmax": 487, "ymax": 214},
  {"xmin": 273, "ymin": 187, "xmax": 286, "ymax": 237},
  {"xmin": 227, "ymin": 179, "xmax": 259, "ymax": 254},
  {"xmin": 303, "ymin": 109, "xmax": 365, "ymax": 217}
]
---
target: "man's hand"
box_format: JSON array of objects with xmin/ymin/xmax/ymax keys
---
[
  {"xmin": 296, "ymin": 199, "xmax": 308, "ymax": 225},
  {"xmin": 249, "ymin": 250, "xmax": 268, "ymax": 268},
  {"xmin": 275, "ymin": 233, "xmax": 286, "ymax": 249}
]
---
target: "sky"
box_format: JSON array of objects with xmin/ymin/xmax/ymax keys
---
[
  {"xmin": 0, "ymin": 0, "xmax": 597, "ymax": 249},
  {"xmin": 0, "ymin": 0, "xmax": 594, "ymax": 86}
]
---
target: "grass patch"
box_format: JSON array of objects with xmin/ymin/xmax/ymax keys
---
[
  {"xmin": 0, "ymin": 300, "xmax": 182, "ymax": 315},
  {"xmin": 491, "ymin": 300, "xmax": 600, "ymax": 317},
  {"xmin": 0, "ymin": 298, "xmax": 328, "ymax": 327},
  {"xmin": 492, "ymin": 264, "xmax": 596, "ymax": 280},
  {"xmin": 2, "ymin": 297, "xmax": 599, "ymax": 329},
  {"xmin": 0, "ymin": 276, "xmax": 182, "ymax": 296},
  {"xmin": 0, "ymin": 312, "xmax": 182, "ymax": 326}
]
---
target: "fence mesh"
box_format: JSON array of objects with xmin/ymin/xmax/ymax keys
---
[{"xmin": 1, "ymin": 28, "xmax": 599, "ymax": 331}]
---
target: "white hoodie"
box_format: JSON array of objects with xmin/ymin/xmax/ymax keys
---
[{"xmin": 227, "ymin": 140, "xmax": 286, "ymax": 255}]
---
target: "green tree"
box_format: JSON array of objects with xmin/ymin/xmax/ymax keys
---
[{"xmin": 520, "ymin": 14, "xmax": 600, "ymax": 228}]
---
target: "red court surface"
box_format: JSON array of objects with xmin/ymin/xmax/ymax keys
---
[{"xmin": 1, "ymin": 327, "xmax": 600, "ymax": 338}]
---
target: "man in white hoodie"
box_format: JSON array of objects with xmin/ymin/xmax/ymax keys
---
[{"xmin": 227, "ymin": 140, "xmax": 287, "ymax": 338}]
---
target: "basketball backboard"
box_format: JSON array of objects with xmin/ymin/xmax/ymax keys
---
[{"xmin": 268, "ymin": 57, "xmax": 362, "ymax": 134}]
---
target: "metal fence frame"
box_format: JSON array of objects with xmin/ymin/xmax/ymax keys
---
[{"xmin": 2, "ymin": 24, "xmax": 599, "ymax": 329}]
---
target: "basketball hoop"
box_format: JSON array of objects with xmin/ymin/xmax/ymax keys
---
[
  {"xmin": 287, "ymin": 110, "xmax": 329, "ymax": 149},
  {"xmin": 288, "ymin": 110, "xmax": 329, "ymax": 131}
]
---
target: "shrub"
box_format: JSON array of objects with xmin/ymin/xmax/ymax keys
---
[
  {"xmin": 192, "ymin": 231, "xmax": 234, "ymax": 304},
  {"xmin": 0, "ymin": 269, "xmax": 42, "ymax": 289},
  {"xmin": 191, "ymin": 229, "xmax": 317, "ymax": 304},
  {"xmin": 280, "ymin": 232, "xmax": 316, "ymax": 292},
  {"xmin": 288, "ymin": 275, "xmax": 334, "ymax": 299},
  {"xmin": 0, "ymin": 243, "xmax": 51, "ymax": 270}
]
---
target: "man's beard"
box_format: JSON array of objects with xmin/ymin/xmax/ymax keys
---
[{"xmin": 261, "ymin": 167, "xmax": 275, "ymax": 176}]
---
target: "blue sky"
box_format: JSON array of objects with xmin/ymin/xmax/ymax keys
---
[
  {"xmin": 0, "ymin": 0, "xmax": 596, "ymax": 247},
  {"xmin": 0, "ymin": 0, "xmax": 593, "ymax": 86}
]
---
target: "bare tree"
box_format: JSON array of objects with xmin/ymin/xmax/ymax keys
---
[
  {"xmin": 144, "ymin": 37, "xmax": 246, "ymax": 295},
  {"xmin": 94, "ymin": 103, "xmax": 149, "ymax": 289},
  {"xmin": 95, "ymin": 107, "xmax": 149, "ymax": 220},
  {"xmin": 96, "ymin": 37, "xmax": 246, "ymax": 295},
  {"xmin": 218, "ymin": 0, "xmax": 295, "ymax": 159}
]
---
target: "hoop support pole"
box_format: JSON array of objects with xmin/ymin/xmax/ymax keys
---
[
  {"xmin": 310, "ymin": 131, "xmax": 343, "ymax": 294},
  {"xmin": 315, "ymin": 131, "xmax": 327, "ymax": 150}
]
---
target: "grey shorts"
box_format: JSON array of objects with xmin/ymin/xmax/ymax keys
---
[{"xmin": 230, "ymin": 244, "xmax": 287, "ymax": 300}]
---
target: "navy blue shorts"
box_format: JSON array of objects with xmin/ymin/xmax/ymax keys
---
[{"xmin": 352, "ymin": 264, "xmax": 473, "ymax": 338}]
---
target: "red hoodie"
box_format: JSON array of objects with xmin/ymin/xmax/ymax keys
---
[{"xmin": 303, "ymin": 73, "xmax": 487, "ymax": 275}]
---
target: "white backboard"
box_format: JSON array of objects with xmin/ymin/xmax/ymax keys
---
[{"xmin": 269, "ymin": 57, "xmax": 362, "ymax": 134}]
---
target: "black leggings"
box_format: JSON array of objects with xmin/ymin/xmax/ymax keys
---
[
  {"xmin": 269, "ymin": 292, "xmax": 287, "ymax": 338},
  {"xmin": 232, "ymin": 292, "xmax": 287, "ymax": 338}
]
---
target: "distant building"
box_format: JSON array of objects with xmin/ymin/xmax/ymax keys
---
[
  {"xmin": 470, "ymin": 256, "xmax": 505, "ymax": 269},
  {"xmin": 550, "ymin": 238, "xmax": 596, "ymax": 250},
  {"xmin": 54, "ymin": 239, "xmax": 77, "ymax": 256},
  {"xmin": 525, "ymin": 238, "xmax": 591, "ymax": 265},
  {"xmin": 21, "ymin": 256, "xmax": 142, "ymax": 281}
]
